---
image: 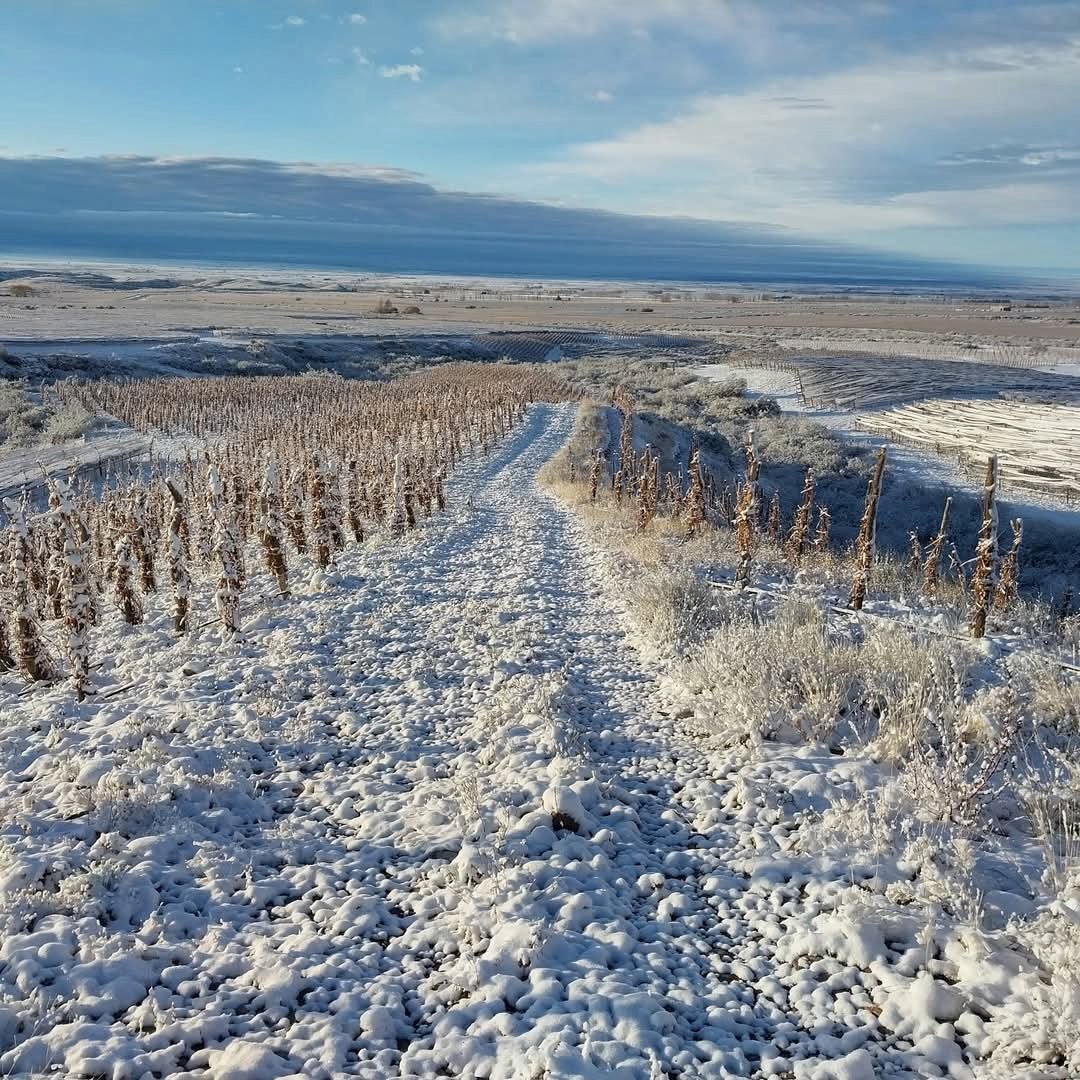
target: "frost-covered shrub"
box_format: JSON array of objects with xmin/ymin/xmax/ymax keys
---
[
  {"xmin": 903, "ymin": 684, "xmax": 1022, "ymax": 827},
  {"xmin": 0, "ymin": 383, "xmax": 94, "ymax": 446},
  {"xmin": 43, "ymin": 399, "xmax": 93, "ymax": 443},
  {"xmin": 625, "ymin": 571, "xmax": 735, "ymax": 653},
  {"xmin": 859, "ymin": 631, "xmax": 972, "ymax": 761},
  {"xmin": 0, "ymin": 383, "xmax": 50, "ymax": 445},
  {"xmin": 681, "ymin": 599, "xmax": 863, "ymax": 748},
  {"xmin": 678, "ymin": 597, "xmax": 1007, "ymax": 780},
  {"xmin": 1018, "ymin": 659, "xmax": 1080, "ymax": 734},
  {"xmin": 709, "ymin": 374, "xmax": 747, "ymax": 398},
  {"xmin": 752, "ymin": 416, "xmax": 843, "ymax": 471}
]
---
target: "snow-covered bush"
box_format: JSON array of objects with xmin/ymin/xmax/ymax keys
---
[
  {"xmin": 1026, "ymin": 660, "xmax": 1080, "ymax": 734},
  {"xmin": 0, "ymin": 382, "xmax": 51, "ymax": 445},
  {"xmin": 0, "ymin": 382, "xmax": 93, "ymax": 446},
  {"xmin": 680, "ymin": 598, "xmax": 864, "ymax": 748},
  {"xmin": 625, "ymin": 570, "xmax": 735, "ymax": 654},
  {"xmin": 858, "ymin": 629, "xmax": 972, "ymax": 761},
  {"xmin": 42, "ymin": 399, "xmax": 93, "ymax": 443},
  {"xmin": 709, "ymin": 374, "xmax": 747, "ymax": 398}
]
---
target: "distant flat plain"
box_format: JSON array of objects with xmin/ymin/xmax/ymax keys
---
[{"xmin": 2, "ymin": 267, "xmax": 1079, "ymax": 352}]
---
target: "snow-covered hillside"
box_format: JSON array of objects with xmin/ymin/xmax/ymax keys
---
[{"xmin": 0, "ymin": 403, "xmax": 1078, "ymax": 1078}]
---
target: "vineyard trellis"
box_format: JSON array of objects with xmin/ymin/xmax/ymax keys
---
[
  {"xmin": 855, "ymin": 398, "xmax": 1080, "ymax": 502},
  {"xmin": 566, "ymin": 398, "xmax": 1040, "ymax": 640},
  {"xmin": 0, "ymin": 365, "xmax": 573, "ymax": 697}
]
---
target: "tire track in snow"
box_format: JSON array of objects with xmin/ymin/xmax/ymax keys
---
[{"xmin": 265, "ymin": 402, "xmax": 794, "ymax": 1077}]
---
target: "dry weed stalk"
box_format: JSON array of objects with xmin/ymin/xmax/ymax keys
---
[
  {"xmin": 636, "ymin": 460, "xmax": 652, "ymax": 533},
  {"xmin": 258, "ymin": 459, "xmax": 289, "ymax": 596},
  {"xmin": 848, "ymin": 447, "xmax": 886, "ymax": 611},
  {"xmin": 665, "ymin": 471, "xmax": 683, "ymax": 519},
  {"xmin": 111, "ymin": 533, "xmax": 144, "ymax": 627},
  {"xmin": 0, "ymin": 612, "xmax": 12, "ymax": 672},
  {"xmin": 165, "ymin": 480, "xmax": 191, "ymax": 633},
  {"xmin": 992, "ymin": 517, "xmax": 1023, "ymax": 614},
  {"xmin": 969, "ymin": 455, "xmax": 999, "ymax": 639},
  {"xmin": 814, "ymin": 506, "xmax": 831, "ymax": 551},
  {"xmin": 388, "ymin": 453, "xmax": 409, "ymax": 537},
  {"xmin": 908, "ymin": 531, "xmax": 922, "ymax": 574},
  {"xmin": 922, "ymin": 496, "xmax": 953, "ymax": 599},
  {"xmin": 734, "ymin": 431, "xmax": 761, "ymax": 588},
  {"xmin": 785, "ymin": 468, "xmax": 815, "ymax": 566},
  {"xmin": 309, "ymin": 454, "xmax": 334, "ymax": 570},
  {"xmin": 3, "ymin": 499, "xmax": 55, "ymax": 682},
  {"xmin": 127, "ymin": 489, "xmax": 156, "ymax": 595},
  {"xmin": 685, "ymin": 449, "xmax": 706, "ymax": 537},
  {"xmin": 589, "ymin": 450, "xmax": 602, "ymax": 502},
  {"xmin": 766, "ymin": 491, "xmax": 782, "ymax": 544},
  {"xmin": 617, "ymin": 402, "xmax": 634, "ymax": 478},
  {"xmin": 53, "ymin": 485, "xmax": 94, "ymax": 699},
  {"xmin": 285, "ymin": 466, "xmax": 308, "ymax": 554},
  {"xmin": 208, "ymin": 462, "xmax": 243, "ymax": 633}
]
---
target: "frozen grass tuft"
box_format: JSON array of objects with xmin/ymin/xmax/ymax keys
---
[
  {"xmin": 0, "ymin": 382, "xmax": 95, "ymax": 446},
  {"xmin": 679, "ymin": 598, "xmax": 862, "ymax": 748},
  {"xmin": 624, "ymin": 571, "xmax": 736, "ymax": 655}
]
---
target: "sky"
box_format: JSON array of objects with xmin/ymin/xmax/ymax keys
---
[{"xmin": 3, "ymin": 0, "xmax": 1080, "ymax": 275}]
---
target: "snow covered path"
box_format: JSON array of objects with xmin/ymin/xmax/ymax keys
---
[{"xmin": 2, "ymin": 403, "xmax": 1016, "ymax": 1079}]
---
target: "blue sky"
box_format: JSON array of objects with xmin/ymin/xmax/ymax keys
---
[{"xmin": 3, "ymin": 1, "xmax": 1080, "ymax": 273}]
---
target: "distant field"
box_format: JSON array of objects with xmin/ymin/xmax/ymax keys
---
[
  {"xmin": 780, "ymin": 353, "xmax": 1080, "ymax": 412},
  {"xmin": 723, "ymin": 348, "xmax": 1080, "ymax": 503},
  {"xmin": 856, "ymin": 398, "xmax": 1080, "ymax": 501}
]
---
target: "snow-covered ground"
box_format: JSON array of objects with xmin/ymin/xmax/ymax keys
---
[
  {"xmin": 759, "ymin": 336, "xmax": 1080, "ymax": 374},
  {"xmin": 697, "ymin": 361, "xmax": 978, "ymax": 490},
  {"xmin": 1, "ymin": 403, "xmax": 1076, "ymax": 1078},
  {"xmin": 0, "ymin": 430, "xmax": 151, "ymax": 503},
  {"xmin": 696, "ymin": 362, "xmax": 1080, "ymax": 521}
]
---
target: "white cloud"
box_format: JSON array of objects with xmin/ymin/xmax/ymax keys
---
[
  {"xmin": 352, "ymin": 47, "xmax": 370, "ymax": 64},
  {"xmin": 380, "ymin": 64, "xmax": 423, "ymax": 81},
  {"xmin": 345, "ymin": 13, "xmax": 367, "ymax": 24},
  {"xmin": 410, "ymin": 46, "xmax": 425, "ymax": 56},
  {"xmin": 277, "ymin": 161, "xmax": 423, "ymax": 181},
  {"xmin": 433, "ymin": 0, "xmax": 865, "ymax": 49},
  {"xmin": 437, "ymin": 0, "xmax": 744, "ymax": 42},
  {"xmin": 531, "ymin": 36, "xmax": 1080, "ymax": 232},
  {"xmin": 592, "ymin": 89, "xmax": 614, "ymax": 103},
  {"xmin": 1020, "ymin": 147, "xmax": 1080, "ymax": 166},
  {"xmin": 892, "ymin": 181, "xmax": 1080, "ymax": 228},
  {"xmin": 285, "ymin": 15, "xmax": 305, "ymax": 26}
]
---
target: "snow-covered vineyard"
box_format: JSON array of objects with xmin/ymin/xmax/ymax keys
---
[{"xmin": 1, "ymin": 377, "xmax": 1079, "ymax": 1078}]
